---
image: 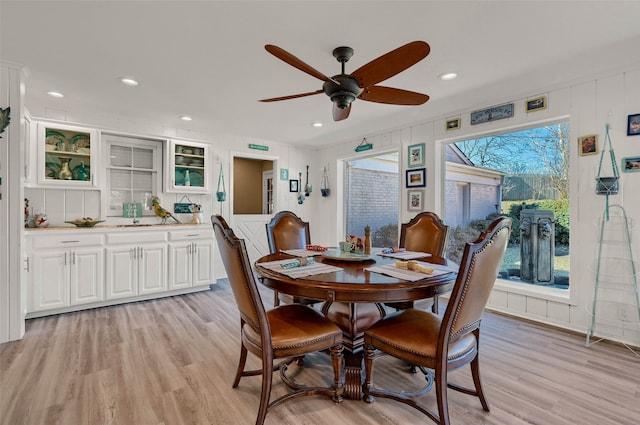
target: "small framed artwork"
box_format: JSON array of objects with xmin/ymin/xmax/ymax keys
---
[
  {"xmin": 408, "ymin": 189, "xmax": 424, "ymax": 211},
  {"xmin": 289, "ymin": 179, "xmax": 299, "ymax": 192},
  {"xmin": 407, "ymin": 143, "xmax": 425, "ymax": 168},
  {"xmin": 446, "ymin": 117, "xmax": 461, "ymax": 131},
  {"xmin": 622, "ymin": 156, "xmax": 640, "ymax": 172},
  {"xmin": 627, "ymin": 114, "xmax": 640, "ymax": 136},
  {"xmin": 578, "ymin": 134, "xmax": 598, "ymax": 156},
  {"xmin": 525, "ymin": 96, "xmax": 547, "ymax": 113},
  {"xmin": 406, "ymin": 168, "xmax": 426, "ymax": 188},
  {"xmin": 279, "ymin": 168, "xmax": 289, "ymax": 180}
]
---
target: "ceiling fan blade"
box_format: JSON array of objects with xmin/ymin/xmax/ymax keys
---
[
  {"xmin": 265, "ymin": 44, "xmax": 334, "ymax": 83},
  {"xmin": 259, "ymin": 90, "xmax": 323, "ymax": 102},
  {"xmin": 333, "ymin": 103, "xmax": 351, "ymax": 121},
  {"xmin": 351, "ymin": 41, "xmax": 430, "ymax": 88},
  {"xmin": 358, "ymin": 85, "xmax": 429, "ymax": 105}
]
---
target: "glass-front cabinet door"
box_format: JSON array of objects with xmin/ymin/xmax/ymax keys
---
[
  {"xmin": 165, "ymin": 140, "xmax": 209, "ymax": 193},
  {"xmin": 37, "ymin": 122, "xmax": 98, "ymax": 187}
]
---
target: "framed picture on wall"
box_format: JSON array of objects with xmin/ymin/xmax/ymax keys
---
[
  {"xmin": 289, "ymin": 179, "xmax": 299, "ymax": 192},
  {"xmin": 446, "ymin": 117, "xmax": 461, "ymax": 131},
  {"xmin": 525, "ymin": 96, "xmax": 547, "ymax": 113},
  {"xmin": 407, "ymin": 143, "xmax": 425, "ymax": 168},
  {"xmin": 622, "ymin": 156, "xmax": 640, "ymax": 172},
  {"xmin": 408, "ymin": 189, "xmax": 424, "ymax": 211},
  {"xmin": 406, "ymin": 168, "xmax": 426, "ymax": 188},
  {"xmin": 628, "ymin": 114, "xmax": 640, "ymax": 136},
  {"xmin": 578, "ymin": 134, "xmax": 598, "ymax": 156}
]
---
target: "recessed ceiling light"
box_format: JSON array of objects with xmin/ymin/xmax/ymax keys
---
[
  {"xmin": 180, "ymin": 115, "xmax": 193, "ymax": 121},
  {"xmin": 47, "ymin": 91, "xmax": 64, "ymax": 98},
  {"xmin": 120, "ymin": 77, "xmax": 139, "ymax": 86},
  {"xmin": 438, "ymin": 72, "xmax": 458, "ymax": 81},
  {"xmin": 312, "ymin": 122, "xmax": 323, "ymax": 128}
]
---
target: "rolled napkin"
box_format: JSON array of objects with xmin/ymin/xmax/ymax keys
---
[
  {"xmin": 382, "ymin": 247, "xmax": 406, "ymax": 254},
  {"xmin": 395, "ymin": 260, "xmax": 434, "ymax": 274},
  {"xmin": 281, "ymin": 256, "xmax": 316, "ymax": 269}
]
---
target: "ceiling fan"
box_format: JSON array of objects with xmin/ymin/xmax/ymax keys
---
[{"xmin": 259, "ymin": 41, "xmax": 431, "ymax": 121}]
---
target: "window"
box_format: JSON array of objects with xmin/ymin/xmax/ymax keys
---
[
  {"xmin": 102, "ymin": 134, "xmax": 163, "ymax": 217},
  {"xmin": 445, "ymin": 121, "xmax": 570, "ymax": 289},
  {"xmin": 344, "ymin": 153, "xmax": 399, "ymax": 247}
]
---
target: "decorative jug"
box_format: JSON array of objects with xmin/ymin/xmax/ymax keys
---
[{"xmin": 58, "ymin": 157, "xmax": 73, "ymax": 180}]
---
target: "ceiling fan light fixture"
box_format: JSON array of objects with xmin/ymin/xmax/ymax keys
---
[
  {"xmin": 438, "ymin": 72, "xmax": 458, "ymax": 81},
  {"xmin": 331, "ymin": 91, "xmax": 356, "ymax": 109}
]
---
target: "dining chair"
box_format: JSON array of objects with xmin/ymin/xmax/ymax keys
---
[
  {"xmin": 211, "ymin": 214, "xmax": 344, "ymax": 425},
  {"xmin": 388, "ymin": 211, "xmax": 450, "ymax": 313},
  {"xmin": 265, "ymin": 210, "xmax": 315, "ymax": 306},
  {"xmin": 363, "ymin": 216, "xmax": 512, "ymax": 425}
]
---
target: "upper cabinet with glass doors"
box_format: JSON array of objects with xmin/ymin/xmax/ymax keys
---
[
  {"xmin": 37, "ymin": 122, "xmax": 98, "ymax": 188},
  {"xmin": 165, "ymin": 140, "xmax": 210, "ymax": 193}
]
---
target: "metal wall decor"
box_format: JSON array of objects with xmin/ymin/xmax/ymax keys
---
[{"xmin": 470, "ymin": 103, "xmax": 514, "ymax": 125}]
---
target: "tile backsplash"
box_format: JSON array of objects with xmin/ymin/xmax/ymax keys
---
[{"xmin": 24, "ymin": 188, "xmax": 102, "ymax": 225}]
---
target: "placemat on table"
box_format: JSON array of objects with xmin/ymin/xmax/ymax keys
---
[
  {"xmin": 281, "ymin": 248, "xmax": 326, "ymax": 257},
  {"xmin": 376, "ymin": 250, "xmax": 432, "ymax": 260},
  {"xmin": 365, "ymin": 262, "xmax": 456, "ymax": 282},
  {"xmin": 258, "ymin": 259, "xmax": 342, "ymax": 279}
]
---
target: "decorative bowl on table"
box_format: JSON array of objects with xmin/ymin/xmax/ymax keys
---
[{"xmin": 65, "ymin": 218, "xmax": 105, "ymax": 227}]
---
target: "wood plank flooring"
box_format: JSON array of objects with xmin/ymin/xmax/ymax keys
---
[{"xmin": 1, "ymin": 280, "xmax": 639, "ymax": 425}]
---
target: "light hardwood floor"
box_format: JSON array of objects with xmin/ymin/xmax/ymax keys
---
[{"xmin": 1, "ymin": 280, "xmax": 639, "ymax": 425}]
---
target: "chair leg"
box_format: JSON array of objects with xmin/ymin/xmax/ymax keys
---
[
  {"xmin": 432, "ymin": 294, "xmax": 439, "ymax": 314},
  {"xmin": 435, "ymin": 364, "xmax": 450, "ymax": 425},
  {"xmin": 255, "ymin": 354, "xmax": 274, "ymax": 425},
  {"xmin": 233, "ymin": 343, "xmax": 248, "ymax": 388},
  {"xmin": 330, "ymin": 344, "xmax": 344, "ymax": 403},
  {"xmin": 470, "ymin": 355, "xmax": 490, "ymax": 411},
  {"xmin": 273, "ymin": 290, "xmax": 280, "ymax": 307},
  {"xmin": 362, "ymin": 343, "xmax": 375, "ymax": 403}
]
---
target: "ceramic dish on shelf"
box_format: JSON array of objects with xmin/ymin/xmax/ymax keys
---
[
  {"xmin": 175, "ymin": 155, "xmax": 187, "ymax": 165},
  {"xmin": 65, "ymin": 219, "xmax": 105, "ymax": 228},
  {"xmin": 71, "ymin": 134, "xmax": 90, "ymax": 149},
  {"xmin": 45, "ymin": 130, "xmax": 66, "ymax": 147},
  {"xmin": 321, "ymin": 249, "xmax": 373, "ymax": 262},
  {"xmin": 190, "ymin": 159, "xmax": 204, "ymax": 167}
]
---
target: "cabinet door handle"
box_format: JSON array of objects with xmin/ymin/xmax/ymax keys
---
[
  {"xmin": 62, "ymin": 240, "xmax": 80, "ymax": 244},
  {"xmin": 193, "ymin": 242, "xmax": 198, "ymax": 254},
  {"xmin": 139, "ymin": 246, "xmax": 143, "ymax": 259},
  {"xmin": 187, "ymin": 244, "xmax": 191, "ymax": 255},
  {"xmin": 24, "ymin": 257, "xmax": 30, "ymax": 272},
  {"xmin": 187, "ymin": 234, "xmax": 199, "ymax": 237},
  {"xmin": 131, "ymin": 248, "xmax": 136, "ymax": 259},
  {"xmin": 72, "ymin": 252, "xmax": 76, "ymax": 265},
  {"xmin": 64, "ymin": 252, "xmax": 68, "ymax": 266}
]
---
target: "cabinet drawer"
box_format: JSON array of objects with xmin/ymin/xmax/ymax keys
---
[
  {"xmin": 169, "ymin": 229, "xmax": 213, "ymax": 241},
  {"xmin": 106, "ymin": 232, "xmax": 167, "ymax": 245},
  {"xmin": 32, "ymin": 234, "xmax": 104, "ymax": 249}
]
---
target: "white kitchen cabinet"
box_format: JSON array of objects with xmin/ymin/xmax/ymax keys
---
[
  {"xmin": 168, "ymin": 229, "xmax": 214, "ymax": 290},
  {"xmin": 27, "ymin": 233, "xmax": 104, "ymax": 312},
  {"xmin": 105, "ymin": 235, "xmax": 168, "ymax": 300},
  {"xmin": 165, "ymin": 140, "xmax": 210, "ymax": 193},
  {"xmin": 35, "ymin": 121, "xmax": 99, "ymax": 188}
]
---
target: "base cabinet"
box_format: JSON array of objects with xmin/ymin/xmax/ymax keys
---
[
  {"xmin": 168, "ymin": 230, "xmax": 215, "ymax": 290},
  {"xmin": 28, "ymin": 235, "xmax": 104, "ymax": 313},
  {"xmin": 26, "ymin": 225, "xmax": 213, "ymax": 317},
  {"xmin": 105, "ymin": 243, "xmax": 167, "ymax": 300}
]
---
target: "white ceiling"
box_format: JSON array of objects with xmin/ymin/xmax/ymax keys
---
[{"xmin": 2, "ymin": 1, "xmax": 640, "ymax": 147}]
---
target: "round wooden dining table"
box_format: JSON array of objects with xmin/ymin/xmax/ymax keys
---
[{"xmin": 254, "ymin": 251, "xmax": 457, "ymax": 399}]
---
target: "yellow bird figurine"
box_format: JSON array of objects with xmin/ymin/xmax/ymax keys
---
[{"xmin": 151, "ymin": 196, "xmax": 181, "ymax": 224}]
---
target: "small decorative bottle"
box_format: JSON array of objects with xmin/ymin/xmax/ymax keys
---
[
  {"xmin": 184, "ymin": 169, "xmax": 191, "ymax": 186},
  {"xmin": 76, "ymin": 161, "xmax": 89, "ymax": 181},
  {"xmin": 364, "ymin": 225, "xmax": 372, "ymax": 255}
]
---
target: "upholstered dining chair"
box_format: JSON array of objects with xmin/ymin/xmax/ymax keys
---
[
  {"xmin": 363, "ymin": 216, "xmax": 511, "ymax": 425},
  {"xmin": 211, "ymin": 214, "xmax": 344, "ymax": 425},
  {"xmin": 388, "ymin": 211, "xmax": 450, "ymax": 313},
  {"xmin": 265, "ymin": 210, "xmax": 315, "ymax": 306}
]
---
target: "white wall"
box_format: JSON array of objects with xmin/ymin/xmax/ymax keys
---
[{"xmin": 310, "ymin": 66, "xmax": 640, "ymax": 347}]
